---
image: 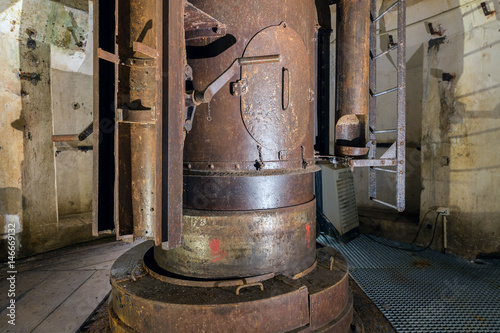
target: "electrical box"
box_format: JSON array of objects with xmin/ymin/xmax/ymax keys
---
[{"xmin": 317, "ymin": 164, "xmax": 359, "ymax": 236}]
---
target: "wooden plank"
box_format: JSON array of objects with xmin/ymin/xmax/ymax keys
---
[
  {"xmin": 0, "ymin": 270, "xmax": 93, "ymax": 332},
  {"xmin": 32, "ymin": 270, "xmax": 111, "ymax": 333},
  {"xmin": 37, "ymin": 246, "xmax": 133, "ymax": 271},
  {"xmin": 7, "ymin": 241, "xmax": 134, "ymax": 273},
  {"xmin": 0, "ymin": 271, "xmax": 52, "ymax": 310},
  {"xmin": 75, "ymin": 259, "xmax": 117, "ymax": 271}
]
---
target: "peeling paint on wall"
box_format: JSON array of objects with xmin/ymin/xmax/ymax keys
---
[{"xmin": 0, "ymin": 0, "xmax": 97, "ymax": 260}]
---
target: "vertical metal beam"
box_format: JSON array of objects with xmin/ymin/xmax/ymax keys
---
[
  {"xmin": 156, "ymin": 0, "xmax": 185, "ymax": 248},
  {"xmin": 314, "ymin": 0, "xmax": 332, "ymax": 156},
  {"xmin": 396, "ymin": 0, "xmax": 406, "ymax": 212},
  {"xmin": 92, "ymin": 0, "xmax": 99, "ymax": 236},
  {"xmin": 368, "ymin": 0, "xmax": 377, "ymax": 200}
]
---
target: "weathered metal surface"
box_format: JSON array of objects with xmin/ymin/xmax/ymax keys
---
[
  {"xmin": 51, "ymin": 122, "xmax": 93, "ymax": 142},
  {"xmin": 109, "ymin": 242, "xmax": 352, "ymax": 333},
  {"xmin": 292, "ymin": 294, "xmax": 354, "ymax": 333},
  {"xmin": 184, "ymin": 158, "xmax": 317, "ymax": 172},
  {"xmin": 184, "ymin": 0, "xmax": 316, "ymax": 171},
  {"xmin": 111, "ymin": 242, "xmax": 310, "ymax": 333},
  {"xmin": 396, "ymin": 0, "xmax": 406, "ymax": 212},
  {"xmin": 337, "ymin": 146, "xmax": 370, "ymax": 157},
  {"xmin": 335, "ymin": 0, "xmax": 371, "ymax": 156},
  {"xmin": 184, "ymin": 2, "xmax": 227, "ymax": 41},
  {"xmin": 304, "ymin": 248, "xmax": 350, "ymax": 330},
  {"xmin": 184, "ymin": 171, "xmax": 314, "ymax": 210},
  {"xmin": 241, "ymin": 23, "xmax": 311, "ymax": 152},
  {"xmin": 187, "ymin": 55, "xmax": 281, "ymax": 107},
  {"xmin": 156, "ymin": 0, "xmax": 185, "ymax": 248},
  {"xmin": 129, "ymin": 121, "xmax": 155, "ymax": 238},
  {"xmin": 144, "ymin": 246, "xmax": 276, "ymax": 287},
  {"xmin": 111, "ymin": 0, "xmax": 159, "ymax": 241},
  {"xmin": 51, "ymin": 134, "xmax": 79, "ymax": 142},
  {"xmin": 154, "ymin": 200, "xmax": 317, "ymax": 279}
]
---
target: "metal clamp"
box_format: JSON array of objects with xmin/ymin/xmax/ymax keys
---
[{"xmin": 235, "ymin": 282, "xmax": 264, "ymax": 295}]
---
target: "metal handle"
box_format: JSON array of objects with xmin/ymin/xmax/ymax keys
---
[
  {"xmin": 282, "ymin": 67, "xmax": 290, "ymax": 110},
  {"xmin": 235, "ymin": 282, "xmax": 264, "ymax": 295},
  {"xmin": 188, "ymin": 54, "xmax": 280, "ymax": 106}
]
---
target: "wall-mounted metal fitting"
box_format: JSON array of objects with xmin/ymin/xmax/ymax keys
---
[
  {"xmin": 442, "ymin": 73, "xmax": 455, "ymax": 81},
  {"xmin": 427, "ymin": 23, "xmax": 445, "ymax": 37},
  {"xmin": 387, "ymin": 35, "xmax": 397, "ymax": 49},
  {"xmin": 230, "ymin": 79, "xmax": 248, "ymax": 97},
  {"xmin": 278, "ymin": 150, "xmax": 288, "ymax": 160},
  {"xmin": 480, "ymin": 2, "xmax": 496, "ymax": 17}
]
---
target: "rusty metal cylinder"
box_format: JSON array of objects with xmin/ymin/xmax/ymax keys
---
[
  {"xmin": 335, "ymin": 0, "xmax": 371, "ymax": 156},
  {"xmin": 115, "ymin": 0, "xmax": 158, "ymax": 239},
  {"xmin": 154, "ymin": 0, "xmax": 319, "ymax": 279}
]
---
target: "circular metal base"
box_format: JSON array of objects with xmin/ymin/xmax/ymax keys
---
[{"xmin": 109, "ymin": 241, "xmax": 353, "ymax": 333}]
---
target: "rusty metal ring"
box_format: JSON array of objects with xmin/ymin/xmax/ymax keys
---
[
  {"xmin": 289, "ymin": 259, "xmax": 317, "ymax": 280},
  {"xmin": 142, "ymin": 246, "xmax": 275, "ymax": 287}
]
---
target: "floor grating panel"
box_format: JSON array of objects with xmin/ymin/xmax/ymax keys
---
[{"xmin": 317, "ymin": 234, "xmax": 500, "ymax": 332}]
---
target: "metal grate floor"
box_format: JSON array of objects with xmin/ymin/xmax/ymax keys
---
[{"xmin": 317, "ymin": 233, "xmax": 500, "ymax": 332}]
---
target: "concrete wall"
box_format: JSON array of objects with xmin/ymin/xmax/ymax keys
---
[
  {"xmin": 330, "ymin": 0, "xmax": 500, "ymax": 258},
  {"xmin": 0, "ymin": 0, "xmax": 97, "ymax": 260}
]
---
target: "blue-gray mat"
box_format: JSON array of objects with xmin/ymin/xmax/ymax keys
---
[{"xmin": 317, "ymin": 233, "xmax": 500, "ymax": 333}]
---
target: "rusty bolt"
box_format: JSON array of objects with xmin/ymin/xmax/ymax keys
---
[
  {"xmin": 235, "ymin": 164, "xmax": 240, "ymax": 169},
  {"xmin": 209, "ymin": 164, "xmax": 215, "ymax": 169}
]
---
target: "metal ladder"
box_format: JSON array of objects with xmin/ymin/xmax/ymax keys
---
[{"xmin": 350, "ymin": 0, "xmax": 406, "ymax": 212}]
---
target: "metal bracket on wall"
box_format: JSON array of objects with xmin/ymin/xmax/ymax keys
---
[{"xmin": 350, "ymin": 0, "xmax": 406, "ymax": 212}]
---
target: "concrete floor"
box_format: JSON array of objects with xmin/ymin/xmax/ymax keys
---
[{"xmin": 0, "ymin": 238, "xmax": 136, "ymax": 333}]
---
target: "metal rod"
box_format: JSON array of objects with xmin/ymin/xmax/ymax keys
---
[
  {"xmin": 372, "ymin": 87, "xmax": 397, "ymax": 97},
  {"xmin": 372, "ymin": 129, "xmax": 397, "ymax": 134},
  {"xmin": 372, "ymin": 198, "xmax": 398, "ymax": 210},
  {"xmin": 238, "ymin": 54, "xmax": 280, "ymax": 66},
  {"xmin": 373, "ymin": 45, "xmax": 397, "ymax": 60},
  {"xmin": 51, "ymin": 134, "xmax": 79, "ymax": 142},
  {"xmin": 396, "ymin": 0, "xmax": 406, "ymax": 212},
  {"xmin": 373, "ymin": 0, "xmax": 399, "ymax": 23},
  {"xmin": 368, "ymin": 0, "xmax": 378, "ymax": 199},
  {"xmin": 372, "ymin": 167, "xmax": 397, "ymax": 173}
]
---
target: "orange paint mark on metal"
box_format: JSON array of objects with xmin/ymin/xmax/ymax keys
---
[
  {"xmin": 305, "ymin": 223, "xmax": 312, "ymax": 248},
  {"xmin": 209, "ymin": 238, "xmax": 227, "ymax": 262}
]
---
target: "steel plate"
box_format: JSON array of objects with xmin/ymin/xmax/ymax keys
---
[{"xmin": 241, "ymin": 23, "xmax": 311, "ymax": 152}]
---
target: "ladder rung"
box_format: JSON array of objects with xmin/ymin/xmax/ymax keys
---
[
  {"xmin": 372, "ymin": 167, "xmax": 397, "ymax": 174},
  {"xmin": 372, "ymin": 45, "xmax": 397, "ymax": 60},
  {"xmin": 373, "ymin": 1, "xmax": 399, "ymax": 23},
  {"xmin": 372, "ymin": 87, "xmax": 397, "ymax": 97},
  {"xmin": 372, "ymin": 198, "xmax": 398, "ymax": 210},
  {"xmin": 372, "ymin": 129, "xmax": 397, "ymax": 134}
]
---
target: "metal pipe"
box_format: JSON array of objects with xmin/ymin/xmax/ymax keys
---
[
  {"xmin": 335, "ymin": 0, "xmax": 371, "ymax": 156},
  {"xmin": 51, "ymin": 134, "xmax": 79, "ymax": 142}
]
